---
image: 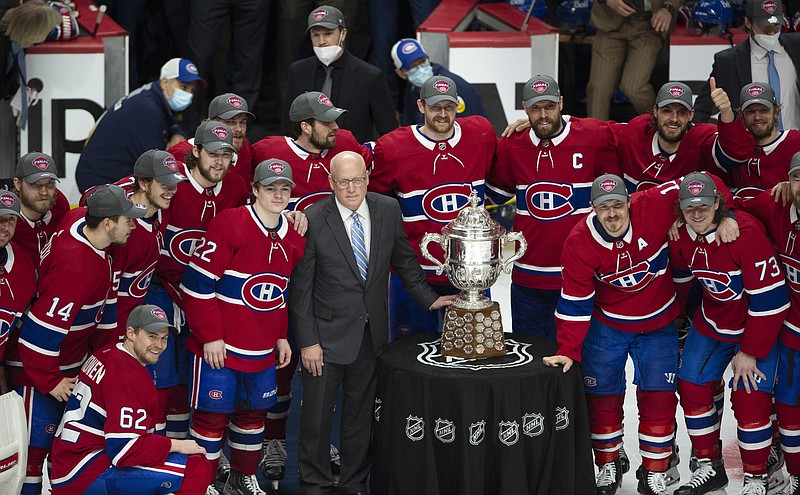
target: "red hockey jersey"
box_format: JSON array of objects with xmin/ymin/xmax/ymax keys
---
[
  {"xmin": 13, "ymin": 188, "xmax": 70, "ymax": 266},
  {"xmin": 0, "ymin": 242, "xmax": 37, "ymax": 363}
]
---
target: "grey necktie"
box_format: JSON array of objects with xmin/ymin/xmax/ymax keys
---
[{"xmin": 321, "ymin": 65, "xmax": 334, "ymax": 97}]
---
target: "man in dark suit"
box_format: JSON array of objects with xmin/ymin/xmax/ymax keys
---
[
  {"xmin": 290, "ymin": 151, "xmax": 454, "ymax": 495},
  {"xmin": 694, "ymin": 0, "xmax": 800, "ymax": 128},
  {"xmin": 281, "ymin": 5, "xmax": 398, "ymax": 144}
]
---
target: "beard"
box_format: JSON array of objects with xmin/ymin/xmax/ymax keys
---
[{"xmin": 655, "ymin": 121, "xmax": 690, "ymax": 144}]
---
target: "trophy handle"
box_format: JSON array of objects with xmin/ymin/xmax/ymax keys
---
[
  {"xmin": 501, "ymin": 231, "xmax": 527, "ymax": 274},
  {"xmin": 420, "ymin": 233, "xmax": 447, "ymax": 276}
]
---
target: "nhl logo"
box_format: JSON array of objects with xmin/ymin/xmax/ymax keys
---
[
  {"xmin": 434, "ymin": 418, "xmax": 455, "ymax": 443},
  {"xmin": 531, "ymin": 80, "xmax": 549, "ymax": 93},
  {"xmin": 318, "ymin": 94, "xmax": 333, "ymax": 106},
  {"xmin": 212, "ymin": 126, "xmax": 229, "ymax": 139},
  {"xmin": 600, "ymin": 178, "xmax": 617, "ymax": 192},
  {"xmin": 227, "ymin": 95, "xmax": 243, "ymax": 108},
  {"xmin": 0, "ymin": 193, "xmax": 15, "ymax": 208},
  {"xmin": 498, "ymin": 420, "xmax": 519, "ymax": 446},
  {"xmin": 374, "ymin": 398, "xmax": 382, "ymax": 422},
  {"xmin": 433, "ymin": 80, "xmax": 450, "ymax": 93},
  {"xmin": 402, "ymin": 42, "xmax": 417, "ymax": 54},
  {"xmin": 312, "ymin": 8, "xmax": 328, "ymax": 20},
  {"xmin": 615, "ymin": 240, "xmax": 624, "ymax": 248},
  {"xmin": 469, "ymin": 421, "xmax": 485, "ymax": 446},
  {"xmin": 748, "ymin": 85, "xmax": 765, "ymax": 97},
  {"xmin": 522, "ymin": 413, "xmax": 544, "ymax": 437},
  {"xmin": 668, "ymin": 85, "xmax": 685, "ymax": 97},
  {"xmin": 438, "ymin": 142, "xmax": 446, "ymax": 150},
  {"xmin": 186, "ymin": 63, "xmax": 199, "ymax": 75},
  {"xmin": 32, "ymin": 156, "xmax": 50, "ymax": 170},
  {"xmin": 163, "ymin": 156, "xmax": 178, "ymax": 171},
  {"xmin": 406, "ymin": 415, "xmax": 425, "ymax": 441},
  {"xmin": 269, "ymin": 161, "xmax": 286, "ymax": 174},
  {"xmin": 151, "ymin": 307, "xmax": 167, "ymax": 320},
  {"xmin": 762, "ymin": 0, "xmax": 777, "ymax": 13},
  {"xmin": 686, "ymin": 180, "xmax": 705, "ymax": 196},
  {"xmin": 555, "ymin": 407, "xmax": 570, "ymax": 431}
]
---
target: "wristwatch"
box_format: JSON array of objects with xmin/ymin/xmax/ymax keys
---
[{"xmin": 662, "ymin": 2, "xmax": 676, "ymax": 14}]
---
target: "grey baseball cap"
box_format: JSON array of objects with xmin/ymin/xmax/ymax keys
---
[
  {"xmin": 134, "ymin": 150, "xmax": 188, "ymax": 186},
  {"xmin": 679, "ymin": 173, "xmax": 718, "ymax": 210},
  {"xmin": 740, "ymin": 82, "xmax": 776, "ymax": 110},
  {"xmin": 208, "ymin": 93, "xmax": 255, "ymax": 120},
  {"xmin": 789, "ymin": 151, "xmax": 800, "ymax": 176},
  {"xmin": 195, "ymin": 121, "xmax": 236, "ymax": 152},
  {"xmin": 523, "ymin": 75, "xmax": 561, "ymax": 107},
  {"xmin": 254, "ymin": 159, "xmax": 296, "ymax": 187},
  {"xmin": 86, "ymin": 184, "xmax": 148, "ymax": 218},
  {"xmin": 127, "ymin": 304, "xmax": 177, "ymax": 334},
  {"xmin": 419, "ymin": 76, "xmax": 459, "ymax": 105},
  {"xmin": 591, "ymin": 174, "xmax": 629, "ymax": 206},
  {"xmin": 290, "ymin": 92, "xmax": 347, "ymax": 122},
  {"xmin": 307, "ymin": 5, "xmax": 345, "ymax": 31},
  {"xmin": 747, "ymin": 0, "xmax": 782, "ymax": 28},
  {"xmin": 16, "ymin": 152, "xmax": 59, "ymax": 183},
  {"xmin": 0, "ymin": 191, "xmax": 22, "ymax": 218},
  {"xmin": 656, "ymin": 82, "xmax": 693, "ymax": 110}
]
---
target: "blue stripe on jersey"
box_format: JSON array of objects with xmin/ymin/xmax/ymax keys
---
[
  {"xmin": 639, "ymin": 436, "xmax": 674, "ymax": 449},
  {"xmin": 513, "ymin": 264, "xmax": 562, "ymax": 278},
  {"xmin": 106, "ymin": 435, "xmax": 138, "ymax": 461},
  {"xmin": 20, "ymin": 317, "xmax": 66, "ymax": 354},
  {"xmin": 599, "ymin": 298, "xmax": 676, "ymax": 325},
  {"xmin": 181, "ymin": 265, "xmax": 216, "ymax": 297},
  {"xmin": 555, "ymin": 294, "xmax": 594, "ymax": 319},
  {"xmin": 749, "ymin": 283, "xmax": 790, "ymax": 314},
  {"xmin": 70, "ymin": 302, "xmax": 106, "ymax": 329},
  {"xmin": 514, "ymin": 182, "xmax": 591, "ymax": 222},
  {"xmin": 671, "ymin": 267, "xmax": 693, "ymax": 283},
  {"xmin": 485, "ymin": 183, "xmax": 514, "ymax": 206},
  {"xmin": 712, "ymin": 138, "xmax": 746, "ymax": 173},
  {"xmin": 693, "ymin": 270, "xmax": 744, "ymax": 302},
  {"xmin": 737, "ymin": 423, "xmax": 772, "ymax": 448},
  {"xmin": 226, "ymin": 346, "xmax": 272, "ymax": 361},
  {"xmin": 397, "ymin": 182, "xmax": 485, "ymax": 224}
]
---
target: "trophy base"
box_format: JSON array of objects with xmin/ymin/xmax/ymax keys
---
[{"xmin": 440, "ymin": 302, "xmax": 507, "ymax": 359}]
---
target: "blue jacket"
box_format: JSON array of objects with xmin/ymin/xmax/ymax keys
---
[
  {"xmin": 401, "ymin": 63, "xmax": 487, "ymax": 126},
  {"xmin": 76, "ymin": 81, "xmax": 187, "ymax": 192}
]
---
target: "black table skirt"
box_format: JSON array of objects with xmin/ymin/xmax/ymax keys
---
[{"xmin": 371, "ymin": 333, "xmax": 594, "ymax": 495}]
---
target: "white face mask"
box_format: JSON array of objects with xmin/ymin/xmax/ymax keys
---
[
  {"xmin": 754, "ymin": 32, "xmax": 780, "ymax": 51},
  {"xmin": 314, "ymin": 45, "xmax": 343, "ymax": 66},
  {"xmin": 167, "ymin": 87, "xmax": 193, "ymax": 112}
]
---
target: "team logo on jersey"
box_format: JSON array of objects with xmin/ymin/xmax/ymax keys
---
[
  {"xmin": 530, "ymin": 79, "xmax": 549, "ymax": 93},
  {"xmin": 0, "ymin": 308, "xmax": 17, "ymax": 340},
  {"xmin": 151, "ymin": 307, "xmax": 167, "ymax": 320},
  {"xmin": 599, "ymin": 260, "xmax": 656, "ymax": 292},
  {"xmin": 421, "ymin": 183, "xmax": 473, "ymax": 223},
  {"xmin": 433, "ymin": 79, "xmax": 451, "ymax": 93},
  {"xmin": 209, "ymin": 390, "xmax": 223, "ymax": 400},
  {"xmin": 126, "ymin": 261, "xmax": 157, "ymax": 299},
  {"xmin": 241, "ymin": 273, "xmax": 290, "ymax": 312},
  {"xmin": 45, "ymin": 424, "xmax": 56, "ymax": 434},
  {"xmin": 555, "ymin": 407, "xmax": 570, "ymax": 430},
  {"xmin": 780, "ymin": 254, "xmax": 800, "ymax": 293},
  {"xmin": 469, "ymin": 421, "xmax": 485, "ymax": 446},
  {"xmin": 293, "ymin": 191, "xmax": 331, "ymax": 211},
  {"xmin": 226, "ymin": 95, "xmax": 243, "ymax": 108},
  {"xmin": 318, "ymin": 94, "xmax": 333, "ymax": 106},
  {"xmin": 498, "ymin": 421, "xmax": 519, "ymax": 446},
  {"xmin": 434, "ymin": 418, "xmax": 456, "ymax": 443},
  {"xmin": 374, "ymin": 398, "xmax": 381, "ymax": 422},
  {"xmin": 416, "ymin": 338, "xmax": 535, "ymax": 370},
  {"xmin": 168, "ymin": 229, "xmax": 205, "ymax": 266},
  {"xmin": 402, "ymin": 41, "xmax": 417, "ymax": 54},
  {"xmin": 693, "ymin": 269, "xmax": 739, "ymax": 301},
  {"xmin": 161, "ymin": 482, "xmax": 173, "ymax": 489},
  {"xmin": 406, "ymin": 415, "xmax": 425, "ymax": 441},
  {"xmin": 584, "ymin": 376, "xmax": 597, "ymax": 387},
  {"xmin": 32, "ymin": 156, "xmax": 51, "ymax": 170},
  {"xmin": 163, "ymin": 155, "xmax": 178, "ymax": 171},
  {"xmin": 522, "ymin": 413, "xmax": 544, "ymax": 437},
  {"xmin": 599, "ymin": 178, "xmax": 618, "ymax": 192},
  {"xmin": 686, "ymin": 180, "xmax": 705, "ymax": 196},
  {"xmin": 268, "ymin": 161, "xmax": 286, "ymax": 174},
  {"xmin": 0, "ymin": 193, "xmax": 15, "ymax": 208},
  {"xmin": 667, "ymin": 85, "xmax": 685, "ymax": 97},
  {"xmin": 525, "ymin": 182, "xmax": 574, "ymax": 221},
  {"xmin": 212, "ymin": 126, "xmax": 229, "ymax": 140},
  {"xmin": 761, "ymin": 0, "xmax": 778, "ymax": 13},
  {"xmin": 312, "ymin": 8, "xmax": 328, "ymax": 20}
]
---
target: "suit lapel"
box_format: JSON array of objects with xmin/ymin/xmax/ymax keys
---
[
  {"xmin": 736, "ymin": 40, "xmax": 753, "ymax": 85},
  {"xmin": 323, "ymin": 195, "xmax": 364, "ymax": 284},
  {"xmin": 366, "ymin": 194, "xmax": 382, "ymax": 286}
]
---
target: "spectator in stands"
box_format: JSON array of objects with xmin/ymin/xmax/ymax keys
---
[
  {"xmin": 282, "ymin": 5, "xmax": 397, "ymax": 143},
  {"xmin": 586, "ymin": 0, "xmax": 681, "ymax": 120},
  {"xmin": 75, "ymin": 57, "xmax": 206, "ymax": 192},
  {"xmin": 390, "ymin": 38, "xmax": 487, "ymax": 126}
]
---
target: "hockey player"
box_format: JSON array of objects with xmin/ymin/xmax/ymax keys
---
[
  {"xmin": 169, "ymin": 92, "xmax": 257, "ymax": 184},
  {"xmin": 543, "ymin": 173, "xmax": 736, "ymax": 495},
  {"xmin": 0, "ymin": 192, "xmax": 36, "ymax": 394},
  {"xmin": 670, "ymin": 173, "xmax": 789, "ymax": 495},
  {"xmin": 370, "ymin": 75, "xmax": 496, "ymax": 339},
  {"xmin": 486, "ymin": 74, "xmax": 619, "ymax": 340},
  {"xmin": 7, "ymin": 184, "xmax": 146, "ymax": 495},
  {"xmin": 181, "ymin": 160, "xmax": 305, "ymax": 495},
  {"xmin": 11, "ymin": 152, "xmax": 70, "ymax": 265},
  {"xmin": 49, "ymin": 304, "xmax": 212, "ymax": 495}
]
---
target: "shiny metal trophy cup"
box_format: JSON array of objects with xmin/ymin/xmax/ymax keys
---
[{"xmin": 420, "ymin": 191, "xmax": 527, "ymax": 359}]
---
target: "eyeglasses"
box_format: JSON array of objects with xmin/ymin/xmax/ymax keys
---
[{"xmin": 331, "ymin": 176, "xmax": 367, "ymax": 189}]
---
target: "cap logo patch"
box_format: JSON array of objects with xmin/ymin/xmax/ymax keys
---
[
  {"xmin": 531, "ymin": 80, "xmax": 549, "ymax": 93},
  {"xmin": 318, "ymin": 94, "xmax": 333, "ymax": 107},
  {"xmin": 0, "ymin": 193, "xmax": 15, "ymax": 207},
  {"xmin": 269, "ymin": 161, "xmax": 286, "ymax": 174},
  {"xmin": 312, "ymin": 8, "xmax": 328, "ymax": 20},
  {"xmin": 668, "ymin": 85, "xmax": 685, "ymax": 97},
  {"xmin": 32, "ymin": 156, "xmax": 50, "ymax": 170},
  {"xmin": 227, "ymin": 96, "xmax": 243, "ymax": 108},
  {"xmin": 748, "ymin": 85, "xmax": 765, "ymax": 97},
  {"xmin": 600, "ymin": 179, "xmax": 617, "ymax": 192},
  {"xmin": 433, "ymin": 80, "xmax": 451, "ymax": 93},
  {"xmin": 186, "ymin": 63, "xmax": 199, "ymax": 75},
  {"xmin": 761, "ymin": 0, "xmax": 777, "ymax": 13},
  {"xmin": 686, "ymin": 180, "xmax": 705, "ymax": 196},
  {"xmin": 163, "ymin": 156, "xmax": 178, "ymax": 171},
  {"xmin": 402, "ymin": 42, "xmax": 417, "ymax": 54},
  {"xmin": 151, "ymin": 307, "xmax": 167, "ymax": 320},
  {"xmin": 212, "ymin": 126, "xmax": 229, "ymax": 139}
]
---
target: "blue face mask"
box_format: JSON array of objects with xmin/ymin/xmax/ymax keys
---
[
  {"xmin": 167, "ymin": 87, "xmax": 193, "ymax": 112},
  {"xmin": 407, "ymin": 61, "xmax": 434, "ymax": 88}
]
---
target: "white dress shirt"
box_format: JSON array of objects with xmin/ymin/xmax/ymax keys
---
[
  {"xmin": 335, "ymin": 197, "xmax": 371, "ymax": 261},
  {"xmin": 751, "ymin": 39, "xmax": 800, "ymax": 130}
]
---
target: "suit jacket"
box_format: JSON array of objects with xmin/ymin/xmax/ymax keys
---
[
  {"xmin": 590, "ymin": 0, "xmax": 680, "ymax": 32},
  {"xmin": 694, "ymin": 33, "xmax": 800, "ymax": 123},
  {"xmin": 282, "ymin": 50, "xmax": 398, "ymax": 143},
  {"xmin": 289, "ymin": 192, "xmax": 438, "ymax": 365}
]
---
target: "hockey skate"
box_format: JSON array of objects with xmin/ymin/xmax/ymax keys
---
[
  {"xmin": 261, "ymin": 438, "xmax": 287, "ymax": 492},
  {"xmin": 619, "ymin": 446, "xmax": 631, "ymax": 474},
  {"xmin": 666, "ymin": 444, "xmax": 681, "ymax": 486},
  {"xmin": 768, "ymin": 443, "xmax": 787, "ymax": 494},
  {"xmin": 740, "ymin": 473, "xmax": 769, "ymax": 495},
  {"xmin": 223, "ymin": 469, "xmax": 266, "ymax": 495},
  {"xmin": 217, "ymin": 451, "xmax": 231, "ymax": 485},
  {"xmin": 635, "ymin": 466, "xmax": 668, "ymax": 495},
  {"xmin": 673, "ymin": 458, "xmax": 728, "ymax": 495},
  {"xmin": 780, "ymin": 475, "xmax": 800, "ymax": 494},
  {"xmin": 596, "ymin": 457, "xmax": 623, "ymax": 495},
  {"xmin": 207, "ymin": 485, "xmax": 221, "ymax": 495}
]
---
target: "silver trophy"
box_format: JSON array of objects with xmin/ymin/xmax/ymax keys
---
[{"xmin": 420, "ymin": 190, "xmax": 527, "ymax": 358}]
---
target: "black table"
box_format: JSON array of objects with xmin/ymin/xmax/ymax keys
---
[{"xmin": 371, "ymin": 333, "xmax": 594, "ymax": 495}]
